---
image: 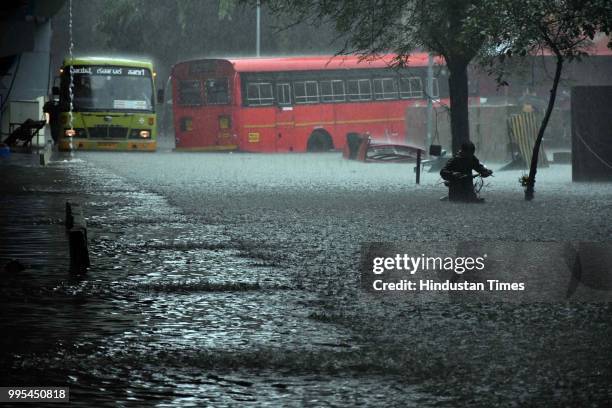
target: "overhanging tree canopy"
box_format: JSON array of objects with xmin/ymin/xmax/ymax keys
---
[
  {"xmin": 262, "ymin": 0, "xmax": 493, "ymax": 153},
  {"xmin": 477, "ymin": 0, "xmax": 612, "ymax": 200}
]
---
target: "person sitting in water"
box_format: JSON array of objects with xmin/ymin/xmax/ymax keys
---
[{"xmin": 440, "ymin": 141, "xmax": 493, "ymax": 202}]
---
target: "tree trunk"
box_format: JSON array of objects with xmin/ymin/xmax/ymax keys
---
[
  {"xmin": 525, "ymin": 54, "xmax": 563, "ymax": 201},
  {"xmin": 447, "ymin": 59, "xmax": 471, "ymax": 154}
]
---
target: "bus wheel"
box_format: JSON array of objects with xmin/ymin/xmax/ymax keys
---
[{"xmin": 306, "ymin": 130, "xmax": 333, "ymax": 152}]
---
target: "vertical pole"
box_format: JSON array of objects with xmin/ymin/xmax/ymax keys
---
[
  {"xmin": 426, "ymin": 53, "xmax": 434, "ymax": 150},
  {"xmin": 68, "ymin": 0, "xmax": 75, "ymax": 157},
  {"xmin": 416, "ymin": 150, "xmax": 421, "ymax": 185},
  {"xmin": 256, "ymin": 0, "xmax": 261, "ymax": 57}
]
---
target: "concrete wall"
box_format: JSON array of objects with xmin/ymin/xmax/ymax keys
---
[
  {"xmin": 1, "ymin": 19, "xmax": 52, "ymax": 140},
  {"xmin": 1, "ymin": 0, "xmax": 64, "ymax": 142},
  {"xmin": 405, "ymin": 103, "xmax": 568, "ymax": 163},
  {"xmin": 572, "ymin": 86, "xmax": 612, "ymax": 181},
  {"xmin": 12, "ymin": 20, "xmax": 53, "ymax": 102}
]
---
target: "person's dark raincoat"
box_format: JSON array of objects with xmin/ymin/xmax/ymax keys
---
[{"xmin": 440, "ymin": 142, "xmax": 492, "ymax": 202}]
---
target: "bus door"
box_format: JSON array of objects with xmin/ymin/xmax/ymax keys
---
[
  {"xmin": 204, "ymin": 78, "xmax": 235, "ymax": 149},
  {"xmin": 274, "ymin": 83, "xmax": 295, "ymax": 152}
]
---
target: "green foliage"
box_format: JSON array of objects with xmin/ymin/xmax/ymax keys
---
[
  {"xmin": 257, "ymin": 0, "xmax": 499, "ymax": 150},
  {"xmin": 96, "ymin": 0, "xmax": 187, "ymax": 74},
  {"xmin": 476, "ymin": 0, "xmax": 612, "ymax": 83},
  {"xmin": 91, "ymin": 0, "xmax": 338, "ymax": 80},
  {"xmin": 262, "ymin": 0, "xmax": 492, "ymax": 65},
  {"xmin": 472, "ymin": 0, "xmax": 612, "ymax": 200},
  {"xmin": 218, "ymin": 0, "xmax": 238, "ymax": 20}
]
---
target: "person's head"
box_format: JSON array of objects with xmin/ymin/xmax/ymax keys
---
[{"xmin": 460, "ymin": 141, "xmax": 476, "ymax": 157}]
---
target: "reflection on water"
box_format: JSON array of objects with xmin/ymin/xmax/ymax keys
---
[
  {"xmin": 3, "ymin": 153, "xmax": 611, "ymax": 406},
  {"xmin": 0, "ymin": 158, "xmax": 435, "ymax": 407}
]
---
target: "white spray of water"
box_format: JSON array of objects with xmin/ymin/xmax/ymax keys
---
[{"xmin": 68, "ymin": 0, "xmax": 75, "ymax": 155}]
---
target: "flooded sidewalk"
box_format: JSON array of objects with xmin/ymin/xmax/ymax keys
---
[{"xmin": 0, "ymin": 153, "xmax": 437, "ymax": 407}]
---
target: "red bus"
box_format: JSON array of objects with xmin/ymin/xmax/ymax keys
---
[{"xmin": 170, "ymin": 54, "xmax": 447, "ymax": 152}]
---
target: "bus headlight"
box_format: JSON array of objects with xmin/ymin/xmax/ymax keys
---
[
  {"xmin": 65, "ymin": 128, "xmax": 86, "ymax": 137},
  {"xmin": 129, "ymin": 129, "xmax": 151, "ymax": 139}
]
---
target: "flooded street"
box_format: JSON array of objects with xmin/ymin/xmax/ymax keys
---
[
  {"xmin": 1, "ymin": 0, "xmax": 611, "ymax": 405},
  {"xmin": 1, "ymin": 150, "xmax": 612, "ymax": 406}
]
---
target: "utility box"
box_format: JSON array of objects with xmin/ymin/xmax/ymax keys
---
[
  {"xmin": 1, "ymin": 99, "xmax": 46, "ymax": 147},
  {"xmin": 571, "ymin": 86, "xmax": 612, "ymax": 182}
]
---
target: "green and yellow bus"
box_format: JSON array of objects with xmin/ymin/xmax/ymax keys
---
[{"xmin": 55, "ymin": 57, "xmax": 158, "ymax": 151}]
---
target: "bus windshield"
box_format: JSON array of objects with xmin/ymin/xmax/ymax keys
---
[{"xmin": 62, "ymin": 65, "xmax": 154, "ymax": 112}]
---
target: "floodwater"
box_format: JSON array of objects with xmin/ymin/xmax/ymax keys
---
[{"xmin": 1, "ymin": 151, "xmax": 611, "ymax": 406}]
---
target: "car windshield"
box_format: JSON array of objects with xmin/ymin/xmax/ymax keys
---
[{"xmin": 62, "ymin": 65, "xmax": 154, "ymax": 112}]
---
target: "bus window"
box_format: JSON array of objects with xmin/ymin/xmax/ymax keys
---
[
  {"xmin": 432, "ymin": 78, "xmax": 440, "ymax": 98},
  {"xmin": 294, "ymin": 81, "xmax": 319, "ymax": 104},
  {"xmin": 179, "ymin": 80, "xmax": 203, "ymax": 106},
  {"xmin": 347, "ymin": 79, "xmax": 372, "ymax": 101},
  {"xmin": 62, "ymin": 69, "xmax": 154, "ymax": 111},
  {"xmin": 320, "ymin": 80, "xmax": 345, "ymax": 103},
  {"xmin": 276, "ymin": 83, "xmax": 292, "ymax": 105},
  {"xmin": 247, "ymin": 82, "xmax": 274, "ymax": 106},
  {"xmin": 399, "ymin": 77, "xmax": 424, "ymax": 99},
  {"xmin": 73, "ymin": 75, "xmax": 94, "ymax": 105},
  {"xmin": 373, "ymin": 78, "xmax": 399, "ymax": 100},
  {"xmin": 205, "ymin": 78, "xmax": 229, "ymax": 104}
]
